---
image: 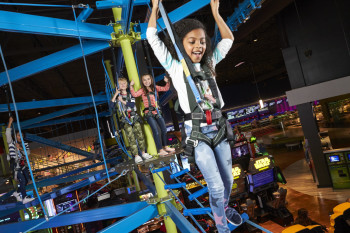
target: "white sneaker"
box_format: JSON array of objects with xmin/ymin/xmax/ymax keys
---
[
  {"xmin": 22, "ymin": 196, "xmax": 35, "ymax": 204},
  {"xmin": 12, "ymin": 191, "xmax": 22, "ymax": 202},
  {"xmin": 142, "ymin": 153, "xmax": 153, "ymax": 161},
  {"xmin": 135, "ymin": 156, "xmax": 143, "ymax": 164}
]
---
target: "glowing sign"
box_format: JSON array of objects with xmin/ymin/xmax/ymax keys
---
[
  {"xmin": 254, "ymin": 157, "xmax": 271, "ymax": 171},
  {"xmin": 232, "ymin": 167, "xmax": 242, "ymax": 179}
]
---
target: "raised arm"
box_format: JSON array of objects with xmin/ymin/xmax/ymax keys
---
[
  {"xmin": 130, "ymin": 81, "xmax": 144, "ymax": 97},
  {"xmin": 148, "ymin": 0, "xmax": 160, "ymax": 29},
  {"xmin": 211, "ymin": 0, "xmax": 234, "ymax": 41},
  {"xmin": 156, "ymin": 82, "xmax": 170, "ymax": 92},
  {"xmin": 6, "ymin": 117, "xmax": 14, "ymax": 144}
]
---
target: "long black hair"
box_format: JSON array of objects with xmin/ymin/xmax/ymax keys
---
[{"xmin": 163, "ymin": 18, "xmax": 215, "ymax": 76}]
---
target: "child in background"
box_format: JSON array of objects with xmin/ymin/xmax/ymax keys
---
[
  {"xmin": 110, "ymin": 77, "xmax": 153, "ymax": 163},
  {"xmin": 147, "ymin": 0, "xmax": 242, "ymax": 232},
  {"xmin": 7, "ymin": 116, "xmax": 35, "ymax": 204},
  {"xmin": 130, "ymin": 74, "xmax": 175, "ymax": 156}
]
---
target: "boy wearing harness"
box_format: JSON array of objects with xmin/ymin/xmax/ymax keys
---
[
  {"xmin": 7, "ymin": 117, "xmax": 35, "ymax": 204},
  {"xmin": 110, "ymin": 77, "xmax": 153, "ymax": 163}
]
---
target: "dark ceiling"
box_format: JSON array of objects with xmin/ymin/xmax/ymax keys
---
[{"xmin": 0, "ymin": 0, "xmax": 294, "ymax": 126}]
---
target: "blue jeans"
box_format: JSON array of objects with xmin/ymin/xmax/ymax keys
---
[
  {"xmin": 146, "ymin": 115, "xmax": 167, "ymax": 151},
  {"xmin": 17, "ymin": 167, "xmax": 30, "ymax": 198},
  {"xmin": 186, "ymin": 124, "xmax": 233, "ymax": 233}
]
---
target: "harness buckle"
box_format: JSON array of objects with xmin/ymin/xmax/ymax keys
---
[{"xmin": 185, "ymin": 138, "xmax": 198, "ymax": 147}]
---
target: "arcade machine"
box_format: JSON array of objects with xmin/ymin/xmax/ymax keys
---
[
  {"xmin": 247, "ymin": 155, "xmax": 293, "ymax": 227},
  {"xmin": 232, "ymin": 141, "xmax": 252, "ymax": 171},
  {"xmin": 53, "ymin": 192, "xmax": 82, "ymax": 233},
  {"xmin": 324, "ymin": 148, "xmax": 350, "ymax": 189},
  {"xmin": 230, "ymin": 164, "xmax": 248, "ymax": 201}
]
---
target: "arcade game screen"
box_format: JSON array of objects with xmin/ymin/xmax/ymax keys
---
[
  {"xmin": 56, "ymin": 199, "xmax": 79, "ymax": 214},
  {"xmin": 232, "ymin": 144, "xmax": 249, "ymax": 158},
  {"xmin": 347, "ymin": 153, "xmax": 350, "ymax": 161},
  {"xmin": 329, "ymin": 155, "xmax": 340, "ymax": 163}
]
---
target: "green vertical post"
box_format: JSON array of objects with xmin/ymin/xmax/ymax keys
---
[
  {"xmin": 1, "ymin": 126, "xmax": 8, "ymax": 174},
  {"xmin": 152, "ymin": 170, "xmax": 177, "ymax": 233},
  {"xmin": 111, "ymin": 7, "xmax": 157, "ymax": 156}
]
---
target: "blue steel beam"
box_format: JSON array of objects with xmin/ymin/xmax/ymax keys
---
[
  {"xmin": 0, "ymin": 156, "xmax": 122, "ymax": 203},
  {"xmin": 139, "ymin": 0, "xmax": 211, "ymax": 39},
  {"xmin": 97, "ymin": 205, "xmax": 158, "ymax": 233},
  {"xmin": 164, "ymin": 201, "xmax": 198, "ymax": 233},
  {"xmin": 0, "ymin": 10, "xmax": 113, "ymax": 40},
  {"xmin": 96, "ymin": 0, "xmax": 150, "ymax": 9},
  {"xmin": 0, "ymin": 95, "xmax": 107, "ymax": 112},
  {"xmin": 0, "ymin": 41, "xmax": 110, "ymax": 87},
  {"xmin": 18, "ymin": 103, "xmax": 104, "ymax": 128},
  {"xmin": 76, "ymin": 7, "xmax": 94, "ymax": 22},
  {"xmin": 0, "ymin": 169, "xmax": 118, "ymax": 217},
  {"xmin": 25, "ymin": 133, "xmax": 95, "ymax": 157},
  {"xmin": 0, "ymin": 202, "xmax": 149, "ymax": 232},
  {"xmin": 22, "ymin": 111, "xmax": 110, "ymax": 130}
]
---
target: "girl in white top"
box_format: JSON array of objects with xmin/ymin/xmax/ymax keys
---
[{"xmin": 147, "ymin": 0, "xmax": 242, "ymax": 232}]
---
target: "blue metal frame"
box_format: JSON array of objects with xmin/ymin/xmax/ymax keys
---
[
  {"xmin": 0, "ymin": 10, "xmax": 113, "ymax": 40},
  {"xmin": 0, "ymin": 1, "xmax": 267, "ymax": 231},
  {"xmin": 0, "ymin": 41, "xmax": 110, "ymax": 86},
  {"xmin": 164, "ymin": 202, "xmax": 198, "ymax": 233},
  {"xmin": 18, "ymin": 103, "xmax": 104, "ymax": 128},
  {"xmin": 25, "ymin": 133, "xmax": 95, "ymax": 157},
  {"xmin": 22, "ymin": 111, "xmax": 110, "ymax": 129},
  {"xmin": 139, "ymin": 0, "xmax": 211, "ymax": 39},
  {"xmin": 0, "ymin": 169, "xmax": 118, "ymax": 218},
  {"xmin": 97, "ymin": 204, "xmax": 158, "ymax": 233},
  {"xmin": 76, "ymin": 7, "xmax": 94, "ymax": 22},
  {"xmin": 0, "ymin": 202, "xmax": 149, "ymax": 232},
  {"xmin": 0, "ymin": 95, "xmax": 107, "ymax": 112}
]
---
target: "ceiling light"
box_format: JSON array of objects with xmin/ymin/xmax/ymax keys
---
[{"xmin": 259, "ymin": 99, "xmax": 264, "ymax": 109}]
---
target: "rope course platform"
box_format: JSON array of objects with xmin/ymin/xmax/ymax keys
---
[{"xmin": 0, "ymin": 0, "xmax": 275, "ymax": 232}]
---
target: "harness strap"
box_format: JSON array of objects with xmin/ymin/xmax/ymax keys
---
[{"xmin": 184, "ymin": 111, "xmax": 222, "ymax": 122}]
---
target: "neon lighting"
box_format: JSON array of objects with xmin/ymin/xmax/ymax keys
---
[{"xmin": 254, "ymin": 157, "xmax": 271, "ymax": 170}]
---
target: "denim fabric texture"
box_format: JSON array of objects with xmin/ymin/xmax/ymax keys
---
[
  {"xmin": 185, "ymin": 124, "xmax": 233, "ymax": 233},
  {"xmin": 146, "ymin": 115, "xmax": 168, "ymax": 151},
  {"xmin": 17, "ymin": 167, "xmax": 31, "ymax": 198}
]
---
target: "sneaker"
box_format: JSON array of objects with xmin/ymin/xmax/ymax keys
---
[
  {"xmin": 12, "ymin": 191, "xmax": 22, "ymax": 202},
  {"xmin": 22, "ymin": 196, "xmax": 35, "ymax": 204},
  {"xmin": 135, "ymin": 155, "xmax": 143, "ymax": 164},
  {"xmin": 142, "ymin": 153, "xmax": 153, "ymax": 161},
  {"xmin": 225, "ymin": 207, "xmax": 243, "ymax": 226}
]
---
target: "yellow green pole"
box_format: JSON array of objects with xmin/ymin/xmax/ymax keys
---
[
  {"xmin": 1, "ymin": 126, "xmax": 8, "ymax": 174},
  {"xmin": 152, "ymin": 171, "xmax": 177, "ymax": 233},
  {"xmin": 112, "ymin": 22, "xmax": 157, "ymax": 156}
]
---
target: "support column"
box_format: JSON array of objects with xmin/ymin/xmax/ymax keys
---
[
  {"xmin": 297, "ymin": 103, "xmax": 331, "ymax": 187},
  {"xmin": 152, "ymin": 171, "xmax": 177, "ymax": 233},
  {"xmin": 118, "ymin": 36, "xmax": 157, "ymax": 155}
]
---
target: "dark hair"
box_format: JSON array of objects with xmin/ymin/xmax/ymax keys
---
[
  {"xmin": 163, "ymin": 18, "xmax": 215, "ymax": 76},
  {"xmin": 141, "ymin": 73, "xmax": 155, "ymax": 95}
]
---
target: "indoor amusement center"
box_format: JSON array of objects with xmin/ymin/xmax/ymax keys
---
[{"xmin": 0, "ymin": 0, "xmax": 350, "ymax": 233}]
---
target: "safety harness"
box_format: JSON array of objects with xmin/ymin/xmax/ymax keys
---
[
  {"xmin": 116, "ymin": 92, "xmax": 142, "ymax": 127},
  {"xmin": 143, "ymin": 91, "xmax": 162, "ymax": 118},
  {"xmin": 158, "ymin": 2, "xmax": 234, "ymax": 158},
  {"xmin": 180, "ymin": 65, "xmax": 234, "ymax": 157}
]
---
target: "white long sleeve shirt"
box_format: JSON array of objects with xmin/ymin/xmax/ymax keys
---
[{"xmin": 146, "ymin": 27, "xmax": 233, "ymax": 127}]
